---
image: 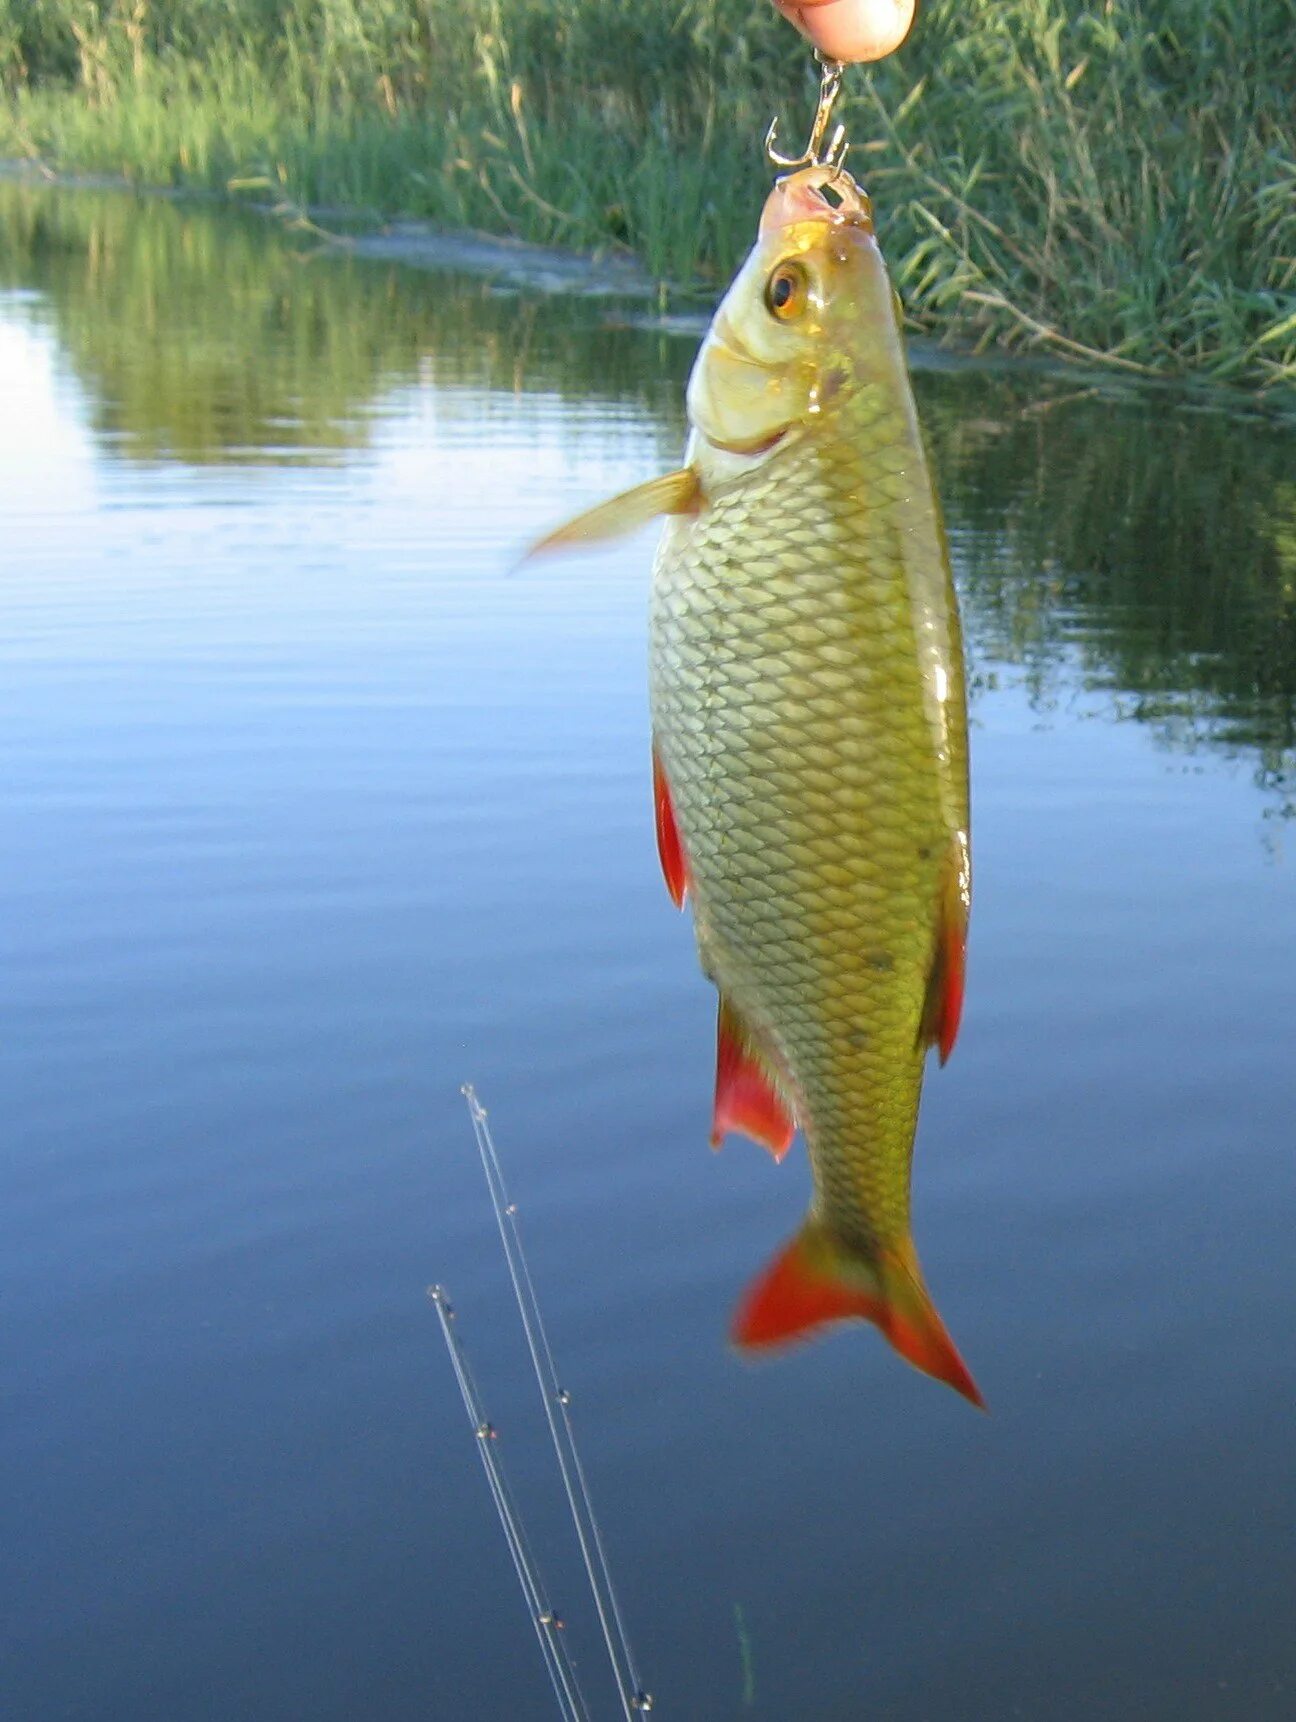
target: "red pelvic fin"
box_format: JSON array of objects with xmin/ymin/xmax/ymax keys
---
[
  {"xmin": 732, "ymin": 1222, "xmax": 984, "ymax": 1409},
  {"xmin": 651, "ymin": 745, "xmax": 688, "ymax": 909},
  {"xmin": 711, "ymin": 999, "xmax": 796, "ymax": 1162},
  {"xmin": 920, "ymin": 831, "xmax": 971, "ymax": 1066}
]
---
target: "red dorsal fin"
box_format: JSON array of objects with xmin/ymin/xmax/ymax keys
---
[
  {"xmin": 711, "ymin": 998, "xmax": 796, "ymax": 1162},
  {"xmin": 732, "ymin": 1221, "xmax": 984, "ymax": 1409},
  {"xmin": 920, "ymin": 831, "xmax": 971, "ymax": 1066},
  {"xmin": 652, "ymin": 744, "xmax": 688, "ymax": 909}
]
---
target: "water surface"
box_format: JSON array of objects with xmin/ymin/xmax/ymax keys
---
[{"xmin": 4, "ymin": 183, "xmax": 1296, "ymax": 1721}]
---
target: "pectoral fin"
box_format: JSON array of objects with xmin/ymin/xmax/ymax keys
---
[{"xmin": 526, "ymin": 467, "xmax": 700, "ymax": 557}]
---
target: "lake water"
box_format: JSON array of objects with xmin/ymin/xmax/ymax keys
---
[{"xmin": 3, "ymin": 181, "xmax": 1296, "ymax": 1722}]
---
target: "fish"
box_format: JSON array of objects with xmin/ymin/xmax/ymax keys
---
[{"xmin": 533, "ymin": 165, "xmax": 980, "ymax": 1408}]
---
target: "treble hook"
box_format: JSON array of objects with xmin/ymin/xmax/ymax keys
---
[{"xmin": 765, "ymin": 51, "xmax": 850, "ymax": 175}]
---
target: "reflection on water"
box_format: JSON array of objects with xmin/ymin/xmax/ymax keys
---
[
  {"xmin": 4, "ymin": 180, "xmax": 1296, "ymax": 1722},
  {"xmin": 0, "ymin": 180, "xmax": 686, "ymax": 466},
  {"xmin": 927, "ymin": 387, "xmax": 1296, "ymax": 814},
  {"xmin": 5, "ymin": 178, "xmax": 1293, "ymax": 804}
]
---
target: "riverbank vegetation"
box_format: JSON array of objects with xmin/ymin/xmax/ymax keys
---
[{"xmin": 2, "ymin": 0, "xmax": 1293, "ymax": 388}]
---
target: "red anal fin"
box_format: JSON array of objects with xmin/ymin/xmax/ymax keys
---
[
  {"xmin": 711, "ymin": 999, "xmax": 796, "ymax": 1162},
  {"xmin": 732, "ymin": 1222, "xmax": 984, "ymax": 1410},
  {"xmin": 920, "ymin": 830, "xmax": 971, "ymax": 1066},
  {"xmin": 652, "ymin": 744, "xmax": 688, "ymax": 909}
]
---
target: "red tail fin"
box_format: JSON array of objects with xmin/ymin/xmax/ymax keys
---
[{"xmin": 732, "ymin": 1220, "xmax": 984, "ymax": 1409}]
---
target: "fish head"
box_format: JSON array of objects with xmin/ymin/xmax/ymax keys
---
[{"xmin": 685, "ymin": 167, "xmax": 903, "ymax": 476}]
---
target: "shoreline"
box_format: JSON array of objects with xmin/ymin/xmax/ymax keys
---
[
  {"xmin": 0, "ymin": 157, "xmax": 658, "ymax": 299},
  {"xmin": 4, "ymin": 157, "xmax": 1293, "ymax": 426},
  {"xmin": 4, "ymin": 0, "xmax": 1291, "ymax": 397}
]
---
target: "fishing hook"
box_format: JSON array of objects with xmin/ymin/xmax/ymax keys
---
[{"xmin": 765, "ymin": 50, "xmax": 850, "ymax": 175}]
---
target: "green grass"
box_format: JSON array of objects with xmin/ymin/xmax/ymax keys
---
[{"xmin": 2, "ymin": 0, "xmax": 1294, "ymax": 389}]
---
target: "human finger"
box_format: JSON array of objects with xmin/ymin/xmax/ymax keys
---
[{"xmin": 770, "ymin": 0, "xmax": 916, "ymax": 63}]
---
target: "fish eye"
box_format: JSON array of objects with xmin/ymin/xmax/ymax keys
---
[{"xmin": 764, "ymin": 260, "xmax": 809, "ymax": 321}]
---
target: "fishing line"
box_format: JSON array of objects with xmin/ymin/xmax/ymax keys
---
[
  {"xmin": 461, "ymin": 1085, "xmax": 654, "ymax": 1718},
  {"xmin": 431, "ymin": 1285, "xmax": 591, "ymax": 1722}
]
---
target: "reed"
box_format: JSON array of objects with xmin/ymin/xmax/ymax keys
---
[{"xmin": 2, "ymin": 0, "xmax": 1293, "ymax": 388}]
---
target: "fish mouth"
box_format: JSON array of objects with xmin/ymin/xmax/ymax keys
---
[{"xmin": 760, "ymin": 166, "xmax": 874, "ymax": 238}]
